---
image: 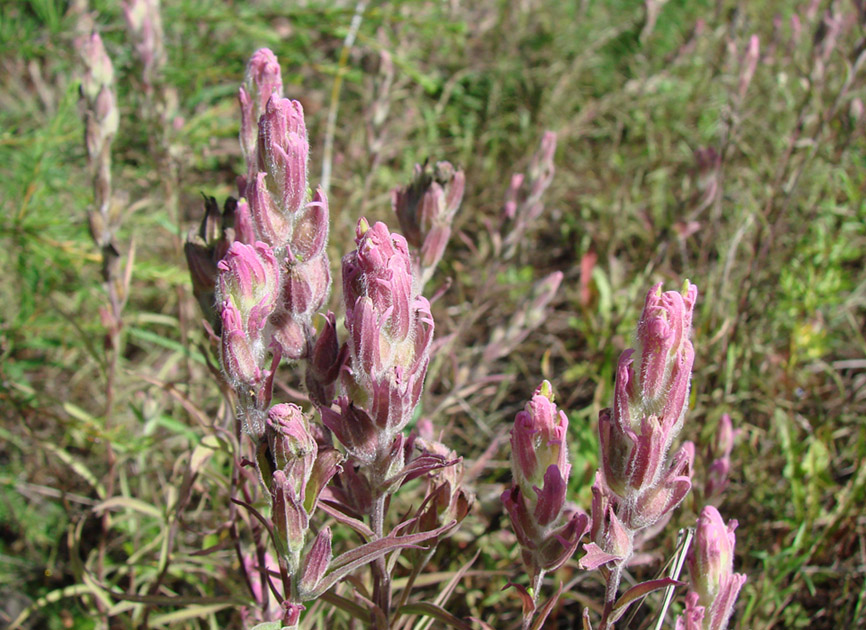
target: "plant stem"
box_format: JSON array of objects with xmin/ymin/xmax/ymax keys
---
[
  {"xmin": 522, "ymin": 568, "xmax": 546, "ymax": 630},
  {"xmin": 371, "ymin": 491, "xmax": 391, "ymax": 627},
  {"xmin": 599, "ymin": 563, "xmax": 623, "ymax": 630}
]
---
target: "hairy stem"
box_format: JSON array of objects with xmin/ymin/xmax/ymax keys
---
[{"xmin": 371, "ymin": 491, "xmax": 391, "ymax": 627}]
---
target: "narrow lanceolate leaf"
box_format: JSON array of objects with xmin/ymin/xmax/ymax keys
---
[
  {"xmin": 382, "ymin": 454, "xmax": 457, "ymax": 491},
  {"xmin": 94, "ymin": 496, "xmax": 163, "ymax": 519},
  {"xmin": 149, "ymin": 603, "xmax": 233, "ymax": 626},
  {"xmin": 396, "ymin": 603, "xmax": 474, "ymax": 630},
  {"xmin": 608, "ymin": 578, "xmax": 685, "ymax": 625},
  {"xmin": 305, "ymin": 520, "xmax": 457, "ymax": 598},
  {"xmin": 530, "ymin": 581, "xmax": 564, "ymax": 630},
  {"xmin": 319, "ymin": 590, "xmax": 369, "ymax": 619},
  {"xmin": 317, "ymin": 499, "xmax": 374, "ymax": 539},
  {"xmin": 502, "ymin": 582, "xmax": 535, "ymax": 618}
]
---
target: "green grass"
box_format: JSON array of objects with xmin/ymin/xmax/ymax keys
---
[{"xmin": 2, "ymin": 0, "xmax": 865, "ymax": 628}]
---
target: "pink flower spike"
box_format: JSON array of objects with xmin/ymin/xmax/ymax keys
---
[
  {"xmin": 689, "ymin": 505, "xmax": 739, "ymax": 601},
  {"xmin": 245, "ymin": 48, "xmax": 283, "ymax": 115},
  {"xmin": 217, "ymin": 241, "xmax": 279, "ymax": 326},
  {"xmin": 635, "ymin": 281, "xmax": 697, "ymax": 413},
  {"xmin": 686, "ymin": 506, "xmax": 746, "ymax": 630},
  {"xmin": 510, "ymin": 381, "xmax": 569, "ymax": 496}
]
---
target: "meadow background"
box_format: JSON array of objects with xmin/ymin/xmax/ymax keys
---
[{"xmin": 1, "ymin": 0, "xmax": 865, "ymax": 628}]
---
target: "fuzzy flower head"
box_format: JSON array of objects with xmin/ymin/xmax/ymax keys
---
[
  {"xmin": 689, "ymin": 506, "xmax": 739, "ymax": 601},
  {"xmin": 634, "ymin": 280, "xmax": 698, "ymax": 420},
  {"xmin": 267, "ymin": 403, "xmax": 318, "ymax": 497},
  {"xmin": 600, "ymin": 281, "xmax": 698, "ymax": 499},
  {"xmin": 244, "ymin": 48, "xmax": 283, "ymax": 116},
  {"xmin": 328, "ymin": 219, "xmax": 433, "ymax": 446},
  {"xmin": 258, "ymin": 97, "xmax": 309, "ymax": 217},
  {"xmin": 217, "ymin": 241, "xmax": 279, "ymax": 332},
  {"xmin": 685, "ymin": 506, "xmax": 747, "ymax": 630},
  {"xmin": 239, "ymin": 48, "xmax": 284, "ymax": 167},
  {"xmin": 216, "ymin": 241, "xmax": 279, "ymax": 387},
  {"xmin": 510, "ymin": 380, "xmax": 570, "ymax": 497},
  {"xmin": 342, "ymin": 219, "xmax": 432, "ymax": 381}
]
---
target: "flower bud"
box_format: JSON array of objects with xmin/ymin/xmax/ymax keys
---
[
  {"xmin": 686, "ymin": 506, "xmax": 747, "ymax": 630},
  {"xmin": 391, "ymin": 161, "xmax": 465, "ymax": 284},
  {"xmin": 635, "ymin": 281, "xmax": 697, "ymax": 411},
  {"xmin": 271, "ymin": 469, "xmax": 309, "ymax": 572},
  {"xmin": 290, "ymin": 187, "xmax": 329, "ymax": 262},
  {"xmin": 269, "ymin": 309, "xmax": 307, "ymax": 361},
  {"xmin": 625, "ymin": 441, "xmax": 693, "ymax": 530},
  {"xmin": 245, "ymin": 48, "xmax": 283, "ymax": 117},
  {"xmin": 282, "ymin": 250, "xmax": 331, "ymax": 318},
  {"xmin": 501, "ymin": 486, "xmax": 541, "ymax": 551},
  {"xmin": 320, "ymin": 397, "xmax": 380, "ymax": 465},
  {"xmin": 217, "ymin": 241, "xmax": 279, "ymax": 332},
  {"xmin": 248, "ymin": 171, "xmax": 291, "ymax": 247},
  {"xmin": 216, "ymin": 241, "xmax": 279, "ymax": 386},
  {"xmin": 220, "ymin": 302, "xmax": 262, "ymax": 386},
  {"xmin": 536, "ymin": 510, "xmax": 590, "ymax": 572},
  {"xmin": 239, "ymin": 48, "xmax": 283, "ymax": 167},
  {"xmin": 185, "ymin": 196, "xmax": 250, "ymax": 330},
  {"xmin": 266, "ymin": 404, "xmax": 317, "ymax": 492},
  {"xmin": 77, "ymin": 33, "xmax": 114, "ymax": 103},
  {"xmin": 510, "ymin": 381, "xmax": 569, "ymax": 499},
  {"xmin": 392, "ymin": 161, "xmax": 464, "ymax": 250},
  {"xmin": 298, "ymin": 526, "xmax": 332, "ymax": 598},
  {"xmin": 305, "ymin": 312, "xmax": 344, "ymax": 406},
  {"xmin": 688, "ymin": 506, "xmax": 738, "ymax": 601},
  {"xmin": 233, "ymin": 198, "xmax": 256, "ymax": 245},
  {"xmin": 305, "ymin": 447, "xmax": 343, "ymax": 514},
  {"xmin": 675, "ymin": 592, "xmax": 705, "ymax": 630},
  {"xmin": 258, "ymin": 97, "xmax": 308, "ymax": 216},
  {"xmin": 280, "ymin": 602, "xmax": 305, "ymax": 629},
  {"xmin": 582, "ymin": 473, "xmax": 632, "ymax": 569}
]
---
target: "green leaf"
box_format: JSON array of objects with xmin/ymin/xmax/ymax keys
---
[
  {"xmin": 396, "ymin": 602, "xmax": 473, "ymax": 630},
  {"xmin": 94, "ymin": 496, "xmax": 164, "ymax": 520}
]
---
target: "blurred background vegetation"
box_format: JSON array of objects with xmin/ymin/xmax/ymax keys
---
[{"xmin": 1, "ymin": 0, "xmax": 865, "ymax": 628}]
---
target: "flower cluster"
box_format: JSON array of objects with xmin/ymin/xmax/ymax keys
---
[
  {"xmin": 321, "ymin": 219, "xmax": 434, "ymax": 471},
  {"xmin": 579, "ymin": 282, "xmax": 700, "ymax": 630},
  {"xmin": 391, "ymin": 160, "xmax": 465, "ymax": 289},
  {"xmin": 76, "ymin": 32, "xmax": 119, "ymax": 247},
  {"xmin": 503, "ymin": 381, "xmax": 589, "ymax": 623},
  {"xmin": 188, "ymin": 49, "xmax": 333, "ymax": 432},
  {"xmin": 182, "ymin": 48, "xmax": 469, "ymax": 629},
  {"xmin": 677, "ymin": 506, "xmax": 747, "ymax": 630},
  {"xmin": 588, "ymin": 282, "xmax": 698, "ymax": 562}
]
